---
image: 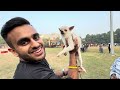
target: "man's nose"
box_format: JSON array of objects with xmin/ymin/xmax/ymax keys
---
[{"xmin": 30, "ymin": 39, "xmax": 40, "ymax": 48}]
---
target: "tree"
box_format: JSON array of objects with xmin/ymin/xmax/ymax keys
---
[{"xmin": 115, "ymin": 28, "xmax": 120, "ymax": 43}]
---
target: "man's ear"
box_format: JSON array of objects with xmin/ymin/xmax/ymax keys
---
[
  {"xmin": 69, "ymin": 26, "xmax": 74, "ymax": 31},
  {"xmin": 8, "ymin": 48, "xmax": 18, "ymax": 57}
]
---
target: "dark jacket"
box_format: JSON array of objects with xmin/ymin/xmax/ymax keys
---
[{"xmin": 13, "ymin": 59, "xmax": 61, "ymax": 79}]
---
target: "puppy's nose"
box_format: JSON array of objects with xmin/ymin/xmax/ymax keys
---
[{"xmin": 60, "ymin": 30, "xmax": 64, "ymax": 34}]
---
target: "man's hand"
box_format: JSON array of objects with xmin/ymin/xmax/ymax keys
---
[
  {"xmin": 110, "ymin": 73, "xmax": 118, "ymax": 79},
  {"xmin": 54, "ymin": 68, "xmax": 68, "ymax": 77}
]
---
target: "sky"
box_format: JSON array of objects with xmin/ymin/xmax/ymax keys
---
[{"xmin": 0, "ymin": 11, "xmax": 120, "ymax": 38}]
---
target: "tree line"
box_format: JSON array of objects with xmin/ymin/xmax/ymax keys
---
[
  {"xmin": 0, "ymin": 28, "xmax": 120, "ymax": 45},
  {"xmin": 83, "ymin": 28, "xmax": 120, "ymax": 45}
]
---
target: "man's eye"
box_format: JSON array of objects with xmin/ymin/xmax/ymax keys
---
[
  {"xmin": 20, "ymin": 41, "xmax": 29, "ymax": 46},
  {"xmin": 34, "ymin": 35, "xmax": 40, "ymax": 41}
]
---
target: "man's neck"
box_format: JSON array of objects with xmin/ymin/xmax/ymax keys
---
[{"xmin": 19, "ymin": 58, "xmax": 46, "ymax": 63}]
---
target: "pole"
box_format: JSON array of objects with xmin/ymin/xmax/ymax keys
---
[{"xmin": 110, "ymin": 11, "xmax": 114, "ymax": 55}]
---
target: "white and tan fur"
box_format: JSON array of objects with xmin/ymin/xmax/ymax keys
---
[{"xmin": 57, "ymin": 26, "xmax": 86, "ymax": 73}]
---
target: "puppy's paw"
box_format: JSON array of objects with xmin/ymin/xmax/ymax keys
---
[
  {"xmin": 82, "ymin": 67, "xmax": 86, "ymax": 73},
  {"xmin": 57, "ymin": 54, "xmax": 60, "ymax": 57},
  {"xmin": 57, "ymin": 53, "xmax": 61, "ymax": 57},
  {"xmin": 78, "ymin": 66, "xmax": 86, "ymax": 73},
  {"xmin": 64, "ymin": 52, "xmax": 67, "ymax": 56}
]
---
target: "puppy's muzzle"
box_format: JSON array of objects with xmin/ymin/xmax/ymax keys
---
[{"xmin": 60, "ymin": 30, "xmax": 64, "ymax": 35}]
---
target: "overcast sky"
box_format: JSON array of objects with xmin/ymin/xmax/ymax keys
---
[{"xmin": 0, "ymin": 11, "xmax": 120, "ymax": 38}]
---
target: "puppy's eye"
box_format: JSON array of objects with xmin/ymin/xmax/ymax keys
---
[{"xmin": 64, "ymin": 29, "xmax": 67, "ymax": 32}]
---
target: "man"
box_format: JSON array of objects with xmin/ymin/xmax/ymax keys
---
[
  {"xmin": 99, "ymin": 43, "xmax": 103, "ymax": 53},
  {"xmin": 1, "ymin": 17, "xmax": 79, "ymax": 79}
]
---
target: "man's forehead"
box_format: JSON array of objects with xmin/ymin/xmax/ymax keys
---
[
  {"xmin": 9, "ymin": 25, "xmax": 36, "ymax": 35},
  {"xmin": 7, "ymin": 25, "xmax": 37, "ymax": 41}
]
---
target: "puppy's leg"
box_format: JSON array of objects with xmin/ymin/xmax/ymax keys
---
[
  {"xmin": 57, "ymin": 37, "xmax": 74, "ymax": 57},
  {"xmin": 62, "ymin": 45, "xmax": 67, "ymax": 56},
  {"xmin": 57, "ymin": 37, "xmax": 67, "ymax": 57},
  {"xmin": 77, "ymin": 47, "xmax": 86, "ymax": 73},
  {"xmin": 57, "ymin": 45, "xmax": 74, "ymax": 57},
  {"xmin": 62, "ymin": 38, "xmax": 67, "ymax": 56}
]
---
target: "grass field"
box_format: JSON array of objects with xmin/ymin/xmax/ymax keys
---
[{"xmin": 0, "ymin": 46, "xmax": 120, "ymax": 79}]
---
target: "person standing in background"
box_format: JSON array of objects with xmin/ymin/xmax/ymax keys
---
[{"xmin": 108, "ymin": 43, "xmax": 111, "ymax": 53}]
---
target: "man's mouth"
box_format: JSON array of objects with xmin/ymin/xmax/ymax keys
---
[{"xmin": 31, "ymin": 46, "xmax": 44, "ymax": 56}]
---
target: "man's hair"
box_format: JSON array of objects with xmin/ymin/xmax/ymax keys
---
[{"xmin": 1, "ymin": 17, "xmax": 31, "ymax": 48}]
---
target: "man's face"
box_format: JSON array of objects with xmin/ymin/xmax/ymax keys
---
[{"xmin": 7, "ymin": 25, "xmax": 46, "ymax": 61}]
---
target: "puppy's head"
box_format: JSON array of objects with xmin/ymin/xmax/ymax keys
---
[{"xmin": 59, "ymin": 26, "xmax": 74, "ymax": 36}]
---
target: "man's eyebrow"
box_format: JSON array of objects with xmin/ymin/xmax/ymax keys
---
[
  {"xmin": 32, "ymin": 33, "xmax": 39, "ymax": 36},
  {"xmin": 17, "ymin": 33, "xmax": 40, "ymax": 44}
]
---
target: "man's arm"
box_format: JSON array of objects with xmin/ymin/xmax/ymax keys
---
[
  {"xmin": 67, "ymin": 38, "xmax": 79, "ymax": 79},
  {"xmin": 55, "ymin": 52, "xmax": 79, "ymax": 79},
  {"xmin": 54, "ymin": 53, "xmax": 78, "ymax": 79},
  {"xmin": 68, "ymin": 51, "xmax": 79, "ymax": 79}
]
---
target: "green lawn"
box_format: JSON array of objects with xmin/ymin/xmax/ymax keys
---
[{"xmin": 0, "ymin": 46, "xmax": 120, "ymax": 79}]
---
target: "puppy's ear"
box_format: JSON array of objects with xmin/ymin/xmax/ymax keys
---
[
  {"xmin": 59, "ymin": 28, "xmax": 61, "ymax": 31},
  {"xmin": 69, "ymin": 26, "xmax": 74, "ymax": 31}
]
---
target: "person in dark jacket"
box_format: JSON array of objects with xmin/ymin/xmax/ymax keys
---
[
  {"xmin": 0, "ymin": 17, "xmax": 79, "ymax": 79},
  {"xmin": 108, "ymin": 43, "xmax": 111, "ymax": 53}
]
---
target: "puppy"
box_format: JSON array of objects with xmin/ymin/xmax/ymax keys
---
[{"xmin": 57, "ymin": 26, "xmax": 86, "ymax": 73}]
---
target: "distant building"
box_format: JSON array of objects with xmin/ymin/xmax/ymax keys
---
[{"xmin": 40, "ymin": 33, "xmax": 60, "ymax": 47}]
